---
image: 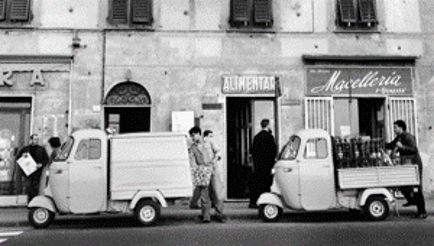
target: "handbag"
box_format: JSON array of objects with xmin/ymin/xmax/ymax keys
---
[{"xmin": 192, "ymin": 165, "xmax": 213, "ymax": 187}]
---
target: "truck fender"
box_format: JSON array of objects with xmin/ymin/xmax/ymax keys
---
[
  {"xmin": 27, "ymin": 196, "xmax": 57, "ymax": 213},
  {"xmin": 359, "ymin": 188, "xmax": 394, "ymax": 206},
  {"xmin": 257, "ymin": 192, "xmax": 284, "ymax": 208},
  {"xmin": 129, "ymin": 191, "xmax": 168, "ymax": 210}
]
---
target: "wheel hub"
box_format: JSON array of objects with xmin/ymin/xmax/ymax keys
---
[
  {"xmin": 34, "ymin": 209, "xmax": 48, "ymax": 222},
  {"xmin": 264, "ymin": 205, "xmax": 278, "ymax": 218},
  {"xmin": 140, "ymin": 206, "xmax": 155, "ymax": 222},
  {"xmin": 370, "ymin": 201, "xmax": 384, "ymax": 217}
]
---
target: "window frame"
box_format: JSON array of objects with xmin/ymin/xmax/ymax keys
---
[
  {"xmin": 229, "ymin": 0, "xmax": 273, "ymax": 29},
  {"xmin": 108, "ymin": 0, "xmax": 153, "ymax": 27},
  {"xmin": 74, "ymin": 138, "xmax": 102, "ymax": 161},
  {"xmin": 304, "ymin": 138, "xmax": 329, "ymax": 160},
  {"xmin": 336, "ymin": 0, "xmax": 378, "ymax": 31},
  {"xmin": 0, "ymin": 0, "xmax": 32, "ymax": 24}
]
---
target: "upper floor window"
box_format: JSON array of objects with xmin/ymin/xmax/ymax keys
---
[
  {"xmin": 0, "ymin": 0, "xmax": 31, "ymax": 23},
  {"xmin": 337, "ymin": 0, "xmax": 377, "ymax": 30},
  {"xmin": 230, "ymin": 0, "xmax": 273, "ymax": 29},
  {"xmin": 109, "ymin": 0, "xmax": 153, "ymax": 26}
]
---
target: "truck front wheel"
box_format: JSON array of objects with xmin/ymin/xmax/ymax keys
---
[
  {"xmin": 259, "ymin": 204, "xmax": 282, "ymax": 222},
  {"xmin": 363, "ymin": 196, "xmax": 389, "ymax": 221},
  {"xmin": 29, "ymin": 207, "xmax": 55, "ymax": 228},
  {"xmin": 135, "ymin": 200, "xmax": 160, "ymax": 226}
]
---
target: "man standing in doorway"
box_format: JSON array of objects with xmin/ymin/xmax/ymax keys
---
[
  {"xmin": 249, "ymin": 119, "xmax": 277, "ymax": 209},
  {"xmin": 385, "ymin": 120, "xmax": 427, "ymax": 219},
  {"xmin": 17, "ymin": 134, "xmax": 50, "ymax": 202}
]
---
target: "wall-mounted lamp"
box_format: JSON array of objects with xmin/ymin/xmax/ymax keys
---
[{"xmin": 72, "ymin": 32, "xmax": 81, "ymax": 49}]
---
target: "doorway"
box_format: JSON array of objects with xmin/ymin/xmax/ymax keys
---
[
  {"xmin": 333, "ymin": 98, "xmax": 385, "ymax": 139},
  {"xmin": 226, "ymin": 97, "xmax": 276, "ymax": 199},
  {"xmin": 0, "ymin": 97, "xmax": 31, "ymax": 195},
  {"xmin": 104, "ymin": 107, "xmax": 151, "ymax": 134}
]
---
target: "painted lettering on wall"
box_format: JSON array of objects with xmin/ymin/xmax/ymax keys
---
[
  {"xmin": 306, "ymin": 68, "xmax": 413, "ymax": 96},
  {"xmin": 0, "ymin": 69, "xmax": 46, "ymax": 87},
  {"xmin": 222, "ymin": 75, "xmax": 277, "ymax": 94}
]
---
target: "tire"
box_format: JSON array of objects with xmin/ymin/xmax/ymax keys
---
[
  {"xmin": 362, "ymin": 196, "xmax": 389, "ymax": 221},
  {"xmin": 28, "ymin": 207, "xmax": 55, "ymax": 228},
  {"xmin": 135, "ymin": 200, "xmax": 160, "ymax": 226},
  {"xmin": 259, "ymin": 204, "xmax": 282, "ymax": 222}
]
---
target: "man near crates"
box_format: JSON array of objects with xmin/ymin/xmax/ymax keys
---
[
  {"xmin": 385, "ymin": 120, "xmax": 427, "ymax": 219},
  {"xmin": 16, "ymin": 134, "xmax": 50, "ymax": 202}
]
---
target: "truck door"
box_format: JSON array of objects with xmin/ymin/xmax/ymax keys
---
[
  {"xmin": 299, "ymin": 137, "xmax": 336, "ymax": 210},
  {"xmin": 69, "ymin": 138, "xmax": 106, "ymax": 213}
]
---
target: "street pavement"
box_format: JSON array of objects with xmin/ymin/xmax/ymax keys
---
[{"xmin": 1, "ymin": 198, "xmax": 434, "ymax": 229}]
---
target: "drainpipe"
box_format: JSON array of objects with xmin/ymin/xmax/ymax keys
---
[{"xmin": 101, "ymin": 29, "xmax": 107, "ymax": 128}]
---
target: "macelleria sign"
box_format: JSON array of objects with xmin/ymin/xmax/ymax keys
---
[{"xmin": 306, "ymin": 67, "xmax": 413, "ymax": 96}]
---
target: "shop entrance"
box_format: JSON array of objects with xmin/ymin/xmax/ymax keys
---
[
  {"xmin": 0, "ymin": 97, "xmax": 31, "ymax": 195},
  {"xmin": 334, "ymin": 98, "xmax": 385, "ymax": 139},
  {"xmin": 103, "ymin": 82, "xmax": 152, "ymax": 134},
  {"xmin": 226, "ymin": 97, "xmax": 276, "ymax": 199},
  {"xmin": 104, "ymin": 107, "xmax": 150, "ymax": 134}
]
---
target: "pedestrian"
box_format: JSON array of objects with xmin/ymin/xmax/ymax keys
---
[
  {"xmin": 188, "ymin": 126, "xmax": 213, "ymax": 223},
  {"xmin": 39, "ymin": 136, "xmax": 62, "ymax": 195},
  {"xmin": 385, "ymin": 120, "xmax": 427, "ymax": 219},
  {"xmin": 16, "ymin": 134, "xmax": 50, "ymax": 202},
  {"xmin": 249, "ymin": 119, "xmax": 277, "ymax": 209},
  {"xmin": 189, "ymin": 129, "xmax": 227, "ymax": 223}
]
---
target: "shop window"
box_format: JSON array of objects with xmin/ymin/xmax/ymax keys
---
[
  {"xmin": 337, "ymin": 0, "xmax": 377, "ymax": 30},
  {"xmin": 304, "ymin": 138, "xmax": 328, "ymax": 159},
  {"xmin": 230, "ymin": 0, "xmax": 273, "ymax": 28},
  {"xmin": 75, "ymin": 139, "xmax": 101, "ymax": 161},
  {"xmin": 109, "ymin": 0, "xmax": 153, "ymax": 26},
  {"xmin": 0, "ymin": 0, "xmax": 31, "ymax": 23}
]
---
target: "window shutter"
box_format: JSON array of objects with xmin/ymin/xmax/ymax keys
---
[
  {"xmin": 254, "ymin": 0, "xmax": 272, "ymax": 25},
  {"xmin": 9, "ymin": 0, "xmax": 30, "ymax": 21},
  {"xmin": 231, "ymin": 0, "xmax": 251, "ymax": 24},
  {"xmin": 387, "ymin": 98, "xmax": 417, "ymax": 142},
  {"xmin": 358, "ymin": 0, "xmax": 376, "ymax": 24},
  {"xmin": 131, "ymin": 0, "xmax": 152, "ymax": 24},
  {"xmin": 338, "ymin": 0, "xmax": 357, "ymax": 24},
  {"xmin": 305, "ymin": 97, "xmax": 334, "ymax": 135},
  {"xmin": 110, "ymin": 0, "xmax": 128, "ymax": 24},
  {"xmin": 0, "ymin": 0, "xmax": 6, "ymax": 21}
]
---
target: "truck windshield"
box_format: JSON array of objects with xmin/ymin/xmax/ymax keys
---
[
  {"xmin": 55, "ymin": 137, "xmax": 74, "ymax": 161},
  {"xmin": 278, "ymin": 135, "xmax": 300, "ymax": 160}
]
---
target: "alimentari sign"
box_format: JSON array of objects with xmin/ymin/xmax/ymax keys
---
[
  {"xmin": 306, "ymin": 67, "xmax": 413, "ymax": 96},
  {"xmin": 222, "ymin": 75, "xmax": 278, "ymax": 94}
]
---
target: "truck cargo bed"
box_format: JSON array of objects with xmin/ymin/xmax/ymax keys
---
[{"xmin": 337, "ymin": 165, "xmax": 419, "ymax": 189}]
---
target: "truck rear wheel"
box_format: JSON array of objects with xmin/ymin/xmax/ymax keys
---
[
  {"xmin": 363, "ymin": 196, "xmax": 389, "ymax": 221},
  {"xmin": 29, "ymin": 207, "xmax": 55, "ymax": 228},
  {"xmin": 135, "ymin": 200, "xmax": 160, "ymax": 226},
  {"xmin": 259, "ymin": 204, "xmax": 282, "ymax": 222}
]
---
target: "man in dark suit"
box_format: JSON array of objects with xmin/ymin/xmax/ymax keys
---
[
  {"xmin": 17, "ymin": 134, "xmax": 50, "ymax": 202},
  {"xmin": 385, "ymin": 120, "xmax": 427, "ymax": 219},
  {"xmin": 249, "ymin": 119, "xmax": 277, "ymax": 208}
]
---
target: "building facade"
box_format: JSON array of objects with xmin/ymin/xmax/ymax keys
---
[{"xmin": 0, "ymin": 0, "xmax": 433, "ymax": 205}]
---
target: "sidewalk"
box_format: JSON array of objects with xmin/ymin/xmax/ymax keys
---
[{"xmin": 1, "ymin": 199, "xmax": 434, "ymax": 228}]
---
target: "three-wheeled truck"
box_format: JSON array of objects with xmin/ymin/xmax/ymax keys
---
[
  {"xmin": 257, "ymin": 129, "xmax": 420, "ymax": 222},
  {"xmin": 27, "ymin": 129, "xmax": 193, "ymax": 228}
]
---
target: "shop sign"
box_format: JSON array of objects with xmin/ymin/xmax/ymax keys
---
[
  {"xmin": 1, "ymin": 68, "xmax": 45, "ymax": 87},
  {"xmin": 222, "ymin": 75, "xmax": 278, "ymax": 94},
  {"xmin": 306, "ymin": 67, "xmax": 413, "ymax": 96}
]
